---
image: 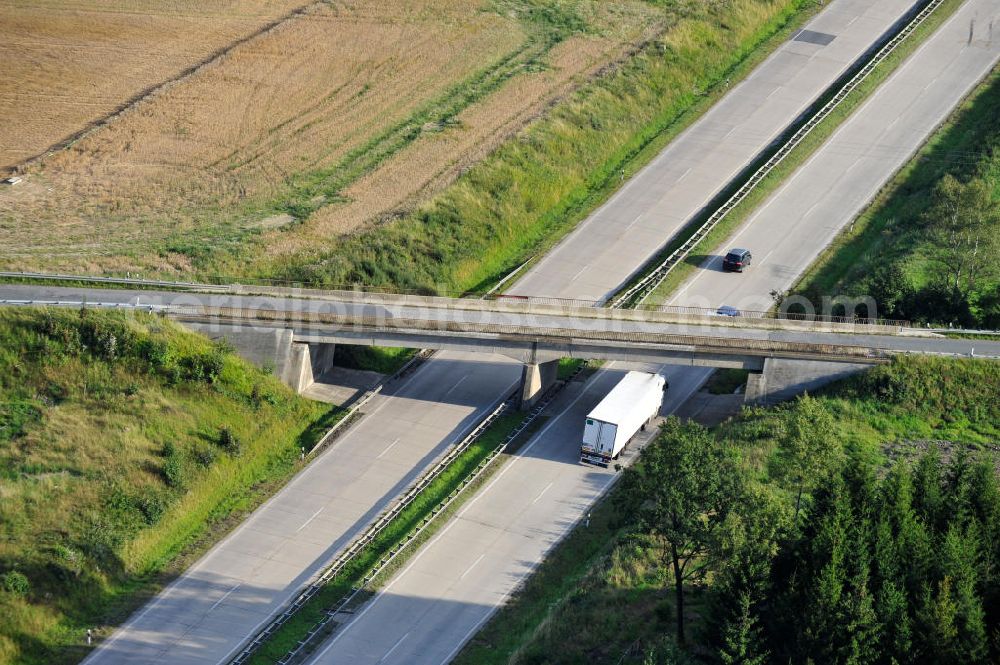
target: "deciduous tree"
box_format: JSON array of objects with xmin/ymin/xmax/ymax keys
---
[{"xmin": 616, "ymin": 418, "xmax": 734, "ymax": 645}]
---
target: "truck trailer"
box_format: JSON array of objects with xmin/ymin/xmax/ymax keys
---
[{"xmin": 580, "ymin": 371, "xmax": 666, "ymax": 466}]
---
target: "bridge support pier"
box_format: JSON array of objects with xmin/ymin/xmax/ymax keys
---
[
  {"xmin": 744, "ymin": 358, "xmax": 869, "ymax": 406},
  {"xmin": 519, "ymin": 359, "xmax": 559, "ymax": 410}
]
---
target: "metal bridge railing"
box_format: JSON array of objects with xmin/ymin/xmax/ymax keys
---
[{"xmin": 608, "ymin": 0, "xmax": 947, "ymax": 309}]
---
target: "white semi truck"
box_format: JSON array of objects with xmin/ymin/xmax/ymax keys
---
[{"xmin": 580, "ymin": 371, "xmax": 666, "ymax": 466}]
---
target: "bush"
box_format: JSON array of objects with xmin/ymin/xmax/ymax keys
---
[
  {"xmin": 1, "ymin": 571, "xmax": 29, "ymax": 597},
  {"xmin": 138, "ymin": 338, "xmax": 171, "ymax": 370},
  {"xmin": 50, "ymin": 545, "xmax": 84, "ymax": 579},
  {"xmin": 162, "ymin": 454, "xmax": 186, "ymax": 489},
  {"xmin": 136, "ymin": 493, "xmax": 168, "ymax": 525},
  {"xmin": 181, "ymin": 351, "xmax": 226, "ymax": 384},
  {"xmin": 218, "ymin": 427, "xmax": 241, "ymax": 456},
  {"xmin": 194, "ymin": 446, "xmax": 217, "ymax": 468}
]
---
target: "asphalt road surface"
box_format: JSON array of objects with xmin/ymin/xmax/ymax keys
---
[
  {"xmin": 79, "ymin": 350, "xmax": 522, "ymax": 665},
  {"xmin": 72, "ymin": 0, "xmax": 996, "ymax": 662},
  {"xmin": 306, "ymin": 363, "xmax": 711, "ymax": 665},
  {"xmin": 670, "ymin": 0, "xmax": 1000, "ymax": 313},
  {"xmin": 512, "ymin": 0, "xmax": 920, "ymax": 303},
  {"xmin": 3, "ymin": 283, "xmax": 997, "ymax": 359},
  {"xmin": 303, "ymin": 1, "xmax": 1000, "ymax": 663}
]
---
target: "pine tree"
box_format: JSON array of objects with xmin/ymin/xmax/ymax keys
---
[
  {"xmin": 916, "ymin": 577, "xmax": 960, "ymax": 664},
  {"xmin": 712, "ymin": 486, "xmax": 788, "ymax": 663},
  {"xmin": 719, "ymin": 592, "xmax": 767, "ymax": 665},
  {"xmin": 799, "ymin": 474, "xmax": 852, "ymax": 662},
  {"xmin": 939, "ymin": 523, "xmax": 988, "ymax": 662},
  {"xmin": 876, "ymin": 579, "xmax": 912, "ymax": 663},
  {"xmin": 842, "ymin": 531, "xmax": 879, "ymax": 665},
  {"xmin": 913, "ymin": 450, "xmax": 945, "ymax": 530}
]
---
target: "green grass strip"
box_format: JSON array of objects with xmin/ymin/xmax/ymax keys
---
[
  {"xmin": 246, "ymin": 411, "xmax": 528, "ymax": 663},
  {"xmin": 790, "ymin": 68, "xmax": 1000, "ymax": 308},
  {"xmin": 243, "ymin": 0, "xmax": 819, "ymax": 292},
  {"xmin": 452, "ymin": 469, "xmax": 627, "ymax": 665},
  {"xmin": 641, "ymin": 0, "xmax": 964, "ymax": 306}
]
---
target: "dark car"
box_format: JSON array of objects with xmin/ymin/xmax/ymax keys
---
[
  {"xmin": 722, "ymin": 248, "xmax": 752, "ymax": 272},
  {"xmin": 714, "ymin": 305, "xmax": 741, "ymax": 317}
]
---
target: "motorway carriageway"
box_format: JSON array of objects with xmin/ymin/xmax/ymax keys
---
[
  {"xmin": 72, "ymin": 0, "xmax": 979, "ymax": 663},
  {"xmin": 304, "ymin": 0, "xmax": 999, "ymax": 663}
]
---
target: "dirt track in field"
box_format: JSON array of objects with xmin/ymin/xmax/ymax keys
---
[{"xmin": 0, "ymin": 0, "xmax": 660, "ymax": 276}]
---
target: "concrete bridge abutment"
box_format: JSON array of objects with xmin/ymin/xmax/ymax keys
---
[
  {"xmin": 744, "ymin": 358, "xmax": 870, "ymax": 406},
  {"xmin": 180, "ymin": 323, "xmax": 336, "ymax": 394}
]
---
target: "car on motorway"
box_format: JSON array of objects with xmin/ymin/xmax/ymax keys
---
[
  {"xmin": 722, "ymin": 248, "xmax": 752, "ymax": 272},
  {"xmin": 714, "ymin": 305, "xmax": 741, "ymax": 317}
]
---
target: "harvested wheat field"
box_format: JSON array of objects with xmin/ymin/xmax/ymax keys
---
[
  {"xmin": 0, "ymin": 0, "xmax": 314, "ymax": 170},
  {"xmin": 0, "ymin": 0, "xmax": 661, "ymax": 277}
]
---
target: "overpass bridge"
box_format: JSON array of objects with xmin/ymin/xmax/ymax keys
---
[{"xmin": 2, "ymin": 282, "xmax": 996, "ymax": 406}]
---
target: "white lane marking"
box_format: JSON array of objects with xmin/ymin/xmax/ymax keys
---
[
  {"xmin": 532, "ymin": 482, "xmax": 554, "ymax": 505},
  {"xmin": 756, "ymin": 249, "xmax": 776, "ymax": 266},
  {"xmin": 379, "ymin": 632, "xmax": 410, "ymax": 663},
  {"xmin": 570, "ymin": 265, "xmax": 588, "ymax": 282},
  {"xmin": 311, "ymin": 373, "xmax": 606, "ymax": 663},
  {"xmin": 297, "ymin": 507, "xmax": 325, "ymax": 532},
  {"xmin": 625, "ymin": 213, "xmax": 645, "ymax": 230},
  {"xmin": 802, "ymin": 200, "xmax": 821, "ymax": 220},
  {"xmin": 460, "ymin": 553, "xmax": 487, "ymax": 581},
  {"xmin": 444, "ymin": 374, "xmax": 469, "ymax": 399},
  {"xmin": 376, "ymin": 438, "xmax": 401, "ymax": 459},
  {"xmin": 438, "ymin": 369, "xmax": 712, "ymax": 665},
  {"xmin": 210, "ymin": 584, "xmax": 241, "ymax": 612},
  {"xmin": 676, "ymin": 166, "xmax": 693, "ymax": 182},
  {"xmin": 309, "ymin": 368, "xmax": 712, "ymax": 665}
]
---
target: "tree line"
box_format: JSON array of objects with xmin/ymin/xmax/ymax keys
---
[
  {"xmin": 865, "ymin": 174, "xmax": 1000, "ymax": 329},
  {"xmin": 617, "ymin": 402, "xmax": 1000, "ymax": 664}
]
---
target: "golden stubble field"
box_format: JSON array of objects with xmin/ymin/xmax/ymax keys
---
[
  {"xmin": 0, "ymin": 0, "xmax": 661, "ymax": 276},
  {"xmin": 0, "ymin": 0, "xmax": 314, "ymax": 170}
]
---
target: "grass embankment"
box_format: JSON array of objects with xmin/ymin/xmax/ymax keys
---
[
  {"xmin": 455, "ymin": 356, "xmax": 1000, "ymax": 664},
  {"xmin": 254, "ymin": 0, "xmax": 819, "ymax": 292},
  {"xmin": 640, "ymin": 0, "xmax": 965, "ymax": 306},
  {"xmin": 704, "ymin": 369, "xmax": 750, "ymax": 395},
  {"xmin": 792, "ymin": 69, "xmax": 1000, "ymax": 328},
  {"xmin": 331, "ymin": 345, "xmax": 416, "ymax": 376},
  {"xmin": 246, "ymin": 411, "xmax": 530, "ymax": 663},
  {"xmin": 0, "ymin": 308, "xmax": 337, "ymax": 665}
]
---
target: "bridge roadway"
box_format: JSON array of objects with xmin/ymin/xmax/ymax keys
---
[
  {"xmin": 60, "ymin": 0, "xmax": 960, "ymax": 662},
  {"xmin": 3, "ymin": 284, "xmax": 996, "ymax": 364},
  {"xmin": 306, "ymin": 2, "xmax": 1000, "ymax": 664}
]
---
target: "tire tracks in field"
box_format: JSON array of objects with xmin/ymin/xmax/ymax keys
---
[{"xmin": 4, "ymin": 0, "xmax": 322, "ymax": 177}]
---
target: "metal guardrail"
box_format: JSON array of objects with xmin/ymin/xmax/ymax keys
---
[
  {"xmin": 271, "ymin": 363, "xmax": 579, "ymax": 665},
  {"xmin": 0, "ymin": 270, "xmax": 234, "ymax": 292},
  {"xmin": 230, "ymin": 393, "xmax": 516, "ymax": 665},
  {"xmin": 0, "ymin": 7, "xmax": 967, "ymax": 662},
  {"xmin": 609, "ymin": 0, "xmax": 948, "ymax": 308},
  {"xmin": 0, "ymin": 299, "xmax": 959, "ymax": 361},
  {"xmin": 176, "ymin": 305, "xmax": 894, "ymax": 362},
  {"xmin": 0, "ymin": 270, "xmax": 912, "ymax": 330}
]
